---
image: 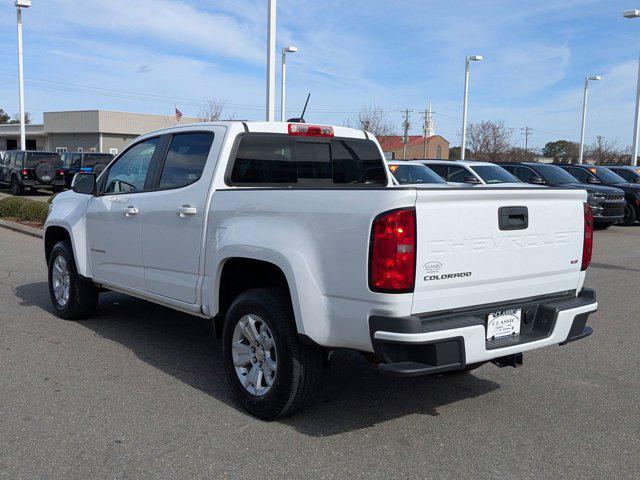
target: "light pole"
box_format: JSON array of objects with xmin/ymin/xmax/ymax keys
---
[
  {"xmin": 280, "ymin": 46, "xmax": 298, "ymax": 121},
  {"xmin": 266, "ymin": 0, "xmax": 276, "ymax": 121},
  {"xmin": 461, "ymin": 55, "xmax": 483, "ymax": 160},
  {"xmin": 578, "ymin": 75, "xmax": 602, "ymax": 164},
  {"xmin": 15, "ymin": 0, "xmax": 31, "ymax": 151},
  {"xmin": 624, "ymin": 9, "xmax": 640, "ymax": 165}
]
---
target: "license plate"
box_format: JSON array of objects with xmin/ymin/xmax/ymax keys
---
[{"xmin": 486, "ymin": 308, "xmax": 521, "ymax": 340}]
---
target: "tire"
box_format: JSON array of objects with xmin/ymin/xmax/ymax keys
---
[
  {"xmin": 622, "ymin": 201, "xmax": 637, "ymax": 226},
  {"xmin": 47, "ymin": 240, "xmax": 99, "ymax": 320},
  {"xmin": 222, "ymin": 288, "xmax": 323, "ymax": 419},
  {"xmin": 10, "ymin": 176, "xmax": 23, "ymax": 195}
]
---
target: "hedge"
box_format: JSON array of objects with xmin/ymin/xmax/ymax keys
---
[
  {"xmin": 17, "ymin": 200, "xmax": 50, "ymax": 223},
  {"xmin": 0, "ymin": 196, "xmax": 29, "ymax": 218}
]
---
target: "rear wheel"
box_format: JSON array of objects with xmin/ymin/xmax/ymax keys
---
[
  {"xmin": 10, "ymin": 176, "xmax": 23, "ymax": 195},
  {"xmin": 48, "ymin": 241, "xmax": 99, "ymax": 319},
  {"xmin": 222, "ymin": 288, "xmax": 323, "ymax": 419},
  {"xmin": 622, "ymin": 201, "xmax": 637, "ymax": 226}
]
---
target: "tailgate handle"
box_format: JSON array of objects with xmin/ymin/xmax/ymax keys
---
[{"xmin": 499, "ymin": 206, "xmax": 528, "ymax": 230}]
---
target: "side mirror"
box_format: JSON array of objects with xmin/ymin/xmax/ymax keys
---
[
  {"xmin": 587, "ymin": 176, "xmax": 601, "ymax": 184},
  {"xmin": 531, "ymin": 175, "xmax": 546, "ymax": 185},
  {"xmin": 72, "ymin": 172, "xmax": 96, "ymax": 195},
  {"xmin": 634, "ymin": 177, "xmax": 640, "ymax": 184},
  {"xmin": 463, "ymin": 175, "xmax": 481, "ymax": 184}
]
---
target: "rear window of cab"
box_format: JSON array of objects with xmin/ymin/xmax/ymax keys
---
[{"xmin": 227, "ymin": 134, "xmax": 387, "ymax": 187}]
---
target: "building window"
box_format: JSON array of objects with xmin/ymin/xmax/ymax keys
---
[
  {"xmin": 77, "ymin": 147, "xmax": 84, "ymax": 153},
  {"xmin": 109, "ymin": 148, "xmax": 118, "ymax": 155},
  {"xmin": 436, "ymin": 146, "xmax": 442, "ymax": 159},
  {"xmin": 56, "ymin": 147, "xmax": 67, "ymax": 154}
]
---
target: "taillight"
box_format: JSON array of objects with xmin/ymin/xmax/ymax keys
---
[
  {"xmin": 21, "ymin": 169, "xmax": 28, "ymax": 176},
  {"xmin": 369, "ymin": 208, "xmax": 416, "ymax": 292},
  {"xmin": 57, "ymin": 169, "xmax": 65, "ymax": 175},
  {"xmin": 288, "ymin": 123, "xmax": 334, "ymax": 137},
  {"xmin": 582, "ymin": 203, "xmax": 593, "ymax": 271}
]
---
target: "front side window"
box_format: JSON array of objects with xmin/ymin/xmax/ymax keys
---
[
  {"xmin": 104, "ymin": 138, "xmax": 158, "ymax": 194},
  {"xmin": 470, "ymin": 165, "xmax": 520, "ymax": 184},
  {"xmin": 229, "ymin": 134, "xmax": 386, "ymax": 186},
  {"xmin": 591, "ymin": 166, "xmax": 626, "ymax": 184},
  {"xmin": 158, "ymin": 133, "xmax": 214, "ymax": 189},
  {"xmin": 566, "ymin": 167, "xmax": 589, "ymax": 183},
  {"xmin": 447, "ymin": 166, "xmax": 471, "ymax": 182}
]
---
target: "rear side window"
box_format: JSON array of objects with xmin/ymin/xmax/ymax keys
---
[
  {"xmin": 447, "ymin": 166, "xmax": 470, "ymax": 182},
  {"xmin": 83, "ymin": 154, "xmax": 112, "ymax": 168},
  {"xmin": 229, "ymin": 134, "xmax": 386, "ymax": 186},
  {"xmin": 158, "ymin": 133, "xmax": 214, "ymax": 189}
]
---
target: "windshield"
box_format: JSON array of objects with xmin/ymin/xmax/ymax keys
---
[
  {"xmin": 533, "ymin": 164, "xmax": 579, "ymax": 184},
  {"xmin": 470, "ymin": 165, "xmax": 520, "ymax": 184},
  {"xmin": 25, "ymin": 153, "xmax": 62, "ymax": 168},
  {"xmin": 589, "ymin": 166, "xmax": 628, "ymax": 184},
  {"xmin": 389, "ymin": 164, "xmax": 446, "ymax": 184}
]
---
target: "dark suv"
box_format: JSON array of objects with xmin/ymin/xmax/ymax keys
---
[
  {"xmin": 557, "ymin": 164, "xmax": 640, "ymax": 225},
  {"xmin": 60, "ymin": 152, "xmax": 114, "ymax": 187},
  {"xmin": 502, "ymin": 162, "xmax": 626, "ymax": 228},
  {"xmin": 604, "ymin": 165, "xmax": 640, "ymax": 184},
  {"xmin": 0, "ymin": 150, "xmax": 64, "ymax": 195}
]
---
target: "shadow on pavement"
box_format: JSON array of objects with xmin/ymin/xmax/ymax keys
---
[{"xmin": 15, "ymin": 281, "xmax": 500, "ymax": 436}]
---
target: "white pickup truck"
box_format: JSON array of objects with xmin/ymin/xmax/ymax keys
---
[{"xmin": 44, "ymin": 122, "xmax": 598, "ymax": 419}]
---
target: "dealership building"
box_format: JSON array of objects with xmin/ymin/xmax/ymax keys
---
[{"xmin": 0, "ymin": 110, "xmax": 198, "ymax": 154}]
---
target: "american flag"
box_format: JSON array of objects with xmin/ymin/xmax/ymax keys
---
[{"xmin": 175, "ymin": 107, "xmax": 183, "ymax": 121}]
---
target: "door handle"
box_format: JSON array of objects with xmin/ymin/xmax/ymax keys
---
[
  {"xmin": 123, "ymin": 206, "xmax": 139, "ymax": 217},
  {"xmin": 177, "ymin": 205, "xmax": 197, "ymax": 217}
]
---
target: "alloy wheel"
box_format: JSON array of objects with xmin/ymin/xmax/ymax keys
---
[{"xmin": 231, "ymin": 314, "xmax": 277, "ymax": 396}]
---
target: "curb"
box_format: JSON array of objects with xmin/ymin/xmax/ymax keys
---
[{"xmin": 0, "ymin": 218, "xmax": 44, "ymax": 239}]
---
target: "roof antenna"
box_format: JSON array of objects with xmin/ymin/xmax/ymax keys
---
[{"xmin": 287, "ymin": 93, "xmax": 310, "ymax": 123}]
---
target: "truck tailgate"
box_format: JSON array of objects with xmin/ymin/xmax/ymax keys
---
[{"xmin": 412, "ymin": 188, "xmax": 586, "ymax": 314}]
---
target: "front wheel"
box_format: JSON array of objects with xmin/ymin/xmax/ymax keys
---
[
  {"xmin": 10, "ymin": 176, "xmax": 23, "ymax": 195},
  {"xmin": 222, "ymin": 288, "xmax": 323, "ymax": 419},
  {"xmin": 48, "ymin": 240, "xmax": 99, "ymax": 319},
  {"xmin": 622, "ymin": 202, "xmax": 637, "ymax": 226}
]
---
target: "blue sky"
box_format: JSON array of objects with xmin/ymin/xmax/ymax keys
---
[{"xmin": 1, "ymin": 0, "xmax": 639, "ymax": 149}]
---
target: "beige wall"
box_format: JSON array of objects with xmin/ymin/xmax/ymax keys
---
[{"xmin": 387, "ymin": 136, "xmax": 449, "ymax": 160}]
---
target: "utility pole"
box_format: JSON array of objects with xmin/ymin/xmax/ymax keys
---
[
  {"xmin": 402, "ymin": 109, "xmax": 411, "ymax": 160},
  {"xmin": 421, "ymin": 101, "xmax": 434, "ymax": 159},
  {"xmin": 521, "ymin": 126, "xmax": 533, "ymax": 152},
  {"xmin": 422, "ymin": 109, "xmax": 428, "ymax": 159}
]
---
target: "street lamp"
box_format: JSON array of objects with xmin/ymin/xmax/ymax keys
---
[
  {"xmin": 578, "ymin": 75, "xmax": 602, "ymax": 164},
  {"xmin": 624, "ymin": 8, "xmax": 640, "ymax": 165},
  {"xmin": 15, "ymin": 0, "xmax": 31, "ymax": 151},
  {"xmin": 281, "ymin": 46, "xmax": 298, "ymax": 121},
  {"xmin": 461, "ymin": 55, "xmax": 483, "ymax": 160},
  {"xmin": 266, "ymin": 0, "xmax": 276, "ymax": 121}
]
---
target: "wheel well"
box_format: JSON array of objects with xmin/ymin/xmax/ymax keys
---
[
  {"xmin": 215, "ymin": 258, "xmax": 292, "ymax": 337},
  {"xmin": 44, "ymin": 226, "xmax": 71, "ymax": 263}
]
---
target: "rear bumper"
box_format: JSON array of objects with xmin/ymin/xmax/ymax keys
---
[
  {"xmin": 369, "ymin": 289, "xmax": 597, "ymax": 377},
  {"xmin": 22, "ymin": 179, "xmax": 65, "ymax": 189}
]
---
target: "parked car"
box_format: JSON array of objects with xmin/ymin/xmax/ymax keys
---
[
  {"xmin": 0, "ymin": 150, "xmax": 64, "ymax": 195},
  {"xmin": 557, "ymin": 164, "xmax": 640, "ymax": 225},
  {"xmin": 45, "ymin": 122, "xmax": 597, "ymax": 419},
  {"xmin": 60, "ymin": 152, "xmax": 114, "ymax": 187},
  {"xmin": 388, "ymin": 161, "xmax": 449, "ymax": 186},
  {"xmin": 502, "ymin": 162, "xmax": 625, "ymax": 228},
  {"xmin": 603, "ymin": 165, "xmax": 640, "ymax": 184},
  {"xmin": 420, "ymin": 160, "xmax": 522, "ymax": 185}
]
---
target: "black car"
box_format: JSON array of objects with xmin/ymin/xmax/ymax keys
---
[
  {"xmin": 502, "ymin": 162, "xmax": 626, "ymax": 228},
  {"xmin": 0, "ymin": 150, "xmax": 65, "ymax": 195},
  {"xmin": 557, "ymin": 164, "xmax": 640, "ymax": 225},
  {"xmin": 604, "ymin": 165, "xmax": 640, "ymax": 184},
  {"xmin": 60, "ymin": 152, "xmax": 114, "ymax": 187}
]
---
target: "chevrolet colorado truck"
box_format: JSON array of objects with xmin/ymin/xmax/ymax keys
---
[{"xmin": 44, "ymin": 122, "xmax": 598, "ymax": 419}]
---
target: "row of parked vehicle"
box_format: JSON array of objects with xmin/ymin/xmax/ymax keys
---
[
  {"xmin": 388, "ymin": 159, "xmax": 640, "ymax": 228},
  {"xmin": 0, "ymin": 150, "xmax": 113, "ymax": 195}
]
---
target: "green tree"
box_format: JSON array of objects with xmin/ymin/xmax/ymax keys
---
[
  {"xmin": 449, "ymin": 146, "xmax": 471, "ymax": 160},
  {"xmin": 0, "ymin": 109, "xmax": 10, "ymax": 124},
  {"xmin": 542, "ymin": 140, "xmax": 579, "ymax": 163}
]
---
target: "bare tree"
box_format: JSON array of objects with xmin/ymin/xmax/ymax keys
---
[
  {"xmin": 346, "ymin": 104, "xmax": 394, "ymax": 138},
  {"xmin": 199, "ymin": 99, "xmax": 229, "ymax": 122},
  {"xmin": 585, "ymin": 136, "xmax": 624, "ymax": 164},
  {"xmin": 466, "ymin": 120, "xmax": 513, "ymax": 162},
  {"xmin": 507, "ymin": 147, "xmax": 537, "ymax": 163}
]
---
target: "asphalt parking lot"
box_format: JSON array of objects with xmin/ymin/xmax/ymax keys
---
[{"xmin": 0, "ymin": 225, "xmax": 639, "ymax": 479}]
